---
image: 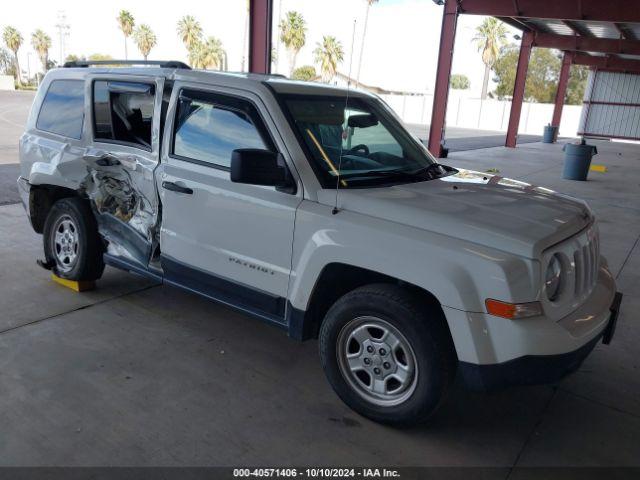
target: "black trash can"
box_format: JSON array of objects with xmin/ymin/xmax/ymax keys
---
[
  {"xmin": 562, "ymin": 141, "xmax": 598, "ymax": 181},
  {"xmin": 543, "ymin": 124, "xmax": 558, "ymax": 143}
]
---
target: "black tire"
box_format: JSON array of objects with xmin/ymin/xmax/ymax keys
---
[
  {"xmin": 319, "ymin": 284, "xmax": 456, "ymax": 426},
  {"xmin": 43, "ymin": 197, "xmax": 105, "ymax": 281}
]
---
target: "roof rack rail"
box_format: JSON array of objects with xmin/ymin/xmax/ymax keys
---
[{"xmin": 62, "ymin": 60, "xmax": 191, "ymax": 70}]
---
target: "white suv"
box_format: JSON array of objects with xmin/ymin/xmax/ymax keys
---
[{"xmin": 18, "ymin": 61, "xmax": 621, "ymax": 425}]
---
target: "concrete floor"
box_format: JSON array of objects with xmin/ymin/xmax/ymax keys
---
[
  {"xmin": 0, "ymin": 90, "xmax": 31, "ymax": 205},
  {"xmin": 1, "ymin": 90, "xmax": 639, "ymax": 469},
  {"xmin": 405, "ymin": 123, "xmax": 545, "ymax": 153}
]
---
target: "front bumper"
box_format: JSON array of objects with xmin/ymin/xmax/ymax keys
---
[
  {"xmin": 17, "ymin": 176, "xmax": 37, "ymax": 231},
  {"xmin": 458, "ymin": 291, "xmax": 622, "ymax": 391},
  {"xmin": 17, "ymin": 176, "xmax": 31, "ymax": 211}
]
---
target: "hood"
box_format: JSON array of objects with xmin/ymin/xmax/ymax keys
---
[{"xmin": 319, "ymin": 169, "xmax": 592, "ymax": 258}]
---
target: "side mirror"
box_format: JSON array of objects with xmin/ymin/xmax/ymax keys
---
[{"xmin": 230, "ymin": 149, "xmax": 292, "ymax": 189}]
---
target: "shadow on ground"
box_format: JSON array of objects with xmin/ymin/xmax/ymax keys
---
[{"xmin": 0, "ymin": 163, "xmax": 20, "ymax": 205}]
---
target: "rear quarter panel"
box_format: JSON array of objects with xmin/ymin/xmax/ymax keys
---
[{"xmin": 20, "ymin": 70, "xmax": 89, "ymax": 190}]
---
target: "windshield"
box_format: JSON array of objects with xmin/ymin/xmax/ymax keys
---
[{"xmin": 283, "ymin": 95, "xmax": 444, "ymax": 188}]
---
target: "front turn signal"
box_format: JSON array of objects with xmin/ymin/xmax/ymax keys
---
[{"xmin": 485, "ymin": 299, "xmax": 542, "ymax": 320}]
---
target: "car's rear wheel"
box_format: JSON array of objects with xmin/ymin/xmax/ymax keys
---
[
  {"xmin": 43, "ymin": 197, "xmax": 105, "ymax": 281},
  {"xmin": 319, "ymin": 284, "xmax": 456, "ymax": 426}
]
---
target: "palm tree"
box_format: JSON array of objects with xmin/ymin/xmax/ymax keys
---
[
  {"xmin": 88, "ymin": 53, "xmax": 114, "ymax": 61},
  {"xmin": 133, "ymin": 24, "xmax": 157, "ymax": 61},
  {"xmin": 314, "ymin": 36, "xmax": 344, "ymax": 83},
  {"xmin": 2, "ymin": 26, "xmax": 23, "ymax": 86},
  {"xmin": 203, "ymin": 36, "xmax": 225, "ymax": 70},
  {"xmin": 116, "ymin": 10, "xmax": 135, "ymax": 60},
  {"xmin": 0, "ymin": 48, "xmax": 13, "ymax": 74},
  {"xmin": 31, "ymin": 29, "xmax": 51, "ymax": 74},
  {"xmin": 355, "ymin": 0, "xmax": 378, "ymax": 87},
  {"xmin": 279, "ymin": 11, "xmax": 306, "ymax": 77},
  {"xmin": 187, "ymin": 37, "xmax": 225, "ymax": 70},
  {"xmin": 177, "ymin": 15, "xmax": 203, "ymax": 55},
  {"xmin": 473, "ymin": 17, "xmax": 508, "ymax": 99},
  {"xmin": 188, "ymin": 42, "xmax": 207, "ymax": 69},
  {"xmin": 65, "ymin": 54, "xmax": 85, "ymax": 63},
  {"xmin": 273, "ymin": 0, "xmax": 283, "ymax": 71}
]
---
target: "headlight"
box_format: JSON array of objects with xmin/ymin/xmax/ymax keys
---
[{"xmin": 545, "ymin": 254, "xmax": 563, "ymax": 301}]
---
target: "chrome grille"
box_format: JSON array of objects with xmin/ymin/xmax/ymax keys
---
[
  {"xmin": 573, "ymin": 228, "xmax": 599, "ymax": 297},
  {"xmin": 542, "ymin": 222, "xmax": 601, "ymax": 322}
]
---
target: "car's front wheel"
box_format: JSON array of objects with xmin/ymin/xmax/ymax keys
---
[
  {"xmin": 319, "ymin": 284, "xmax": 456, "ymax": 426},
  {"xmin": 43, "ymin": 197, "xmax": 105, "ymax": 281}
]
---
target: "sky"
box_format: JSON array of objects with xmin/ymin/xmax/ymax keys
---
[{"xmin": 1, "ymin": 0, "xmax": 520, "ymax": 98}]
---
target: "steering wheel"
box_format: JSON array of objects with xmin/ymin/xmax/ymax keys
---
[
  {"xmin": 347, "ymin": 144, "xmax": 370, "ymax": 156},
  {"xmin": 338, "ymin": 156, "xmax": 357, "ymax": 170}
]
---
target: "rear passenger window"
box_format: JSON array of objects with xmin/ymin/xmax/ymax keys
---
[
  {"xmin": 173, "ymin": 91, "xmax": 272, "ymax": 169},
  {"xmin": 93, "ymin": 80, "xmax": 155, "ymax": 149},
  {"xmin": 36, "ymin": 80, "xmax": 85, "ymax": 139}
]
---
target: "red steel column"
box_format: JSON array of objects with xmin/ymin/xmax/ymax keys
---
[
  {"xmin": 551, "ymin": 51, "xmax": 573, "ymax": 129},
  {"xmin": 248, "ymin": 0, "xmax": 273, "ymax": 74},
  {"xmin": 505, "ymin": 31, "xmax": 534, "ymax": 148},
  {"xmin": 428, "ymin": 0, "xmax": 458, "ymax": 158}
]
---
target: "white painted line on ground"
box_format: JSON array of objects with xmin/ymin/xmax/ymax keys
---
[{"xmin": 0, "ymin": 106, "xmax": 27, "ymax": 128}]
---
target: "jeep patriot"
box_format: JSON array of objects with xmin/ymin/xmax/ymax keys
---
[{"xmin": 18, "ymin": 60, "xmax": 621, "ymax": 425}]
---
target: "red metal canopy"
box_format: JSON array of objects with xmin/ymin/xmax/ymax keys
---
[
  {"xmin": 573, "ymin": 53, "xmax": 640, "ymax": 73},
  {"xmin": 457, "ymin": 0, "xmax": 640, "ymax": 23},
  {"xmin": 245, "ymin": 0, "xmax": 640, "ymax": 154},
  {"xmin": 248, "ymin": 0, "xmax": 273, "ymax": 75},
  {"xmin": 533, "ymin": 33, "xmax": 640, "ymax": 56},
  {"xmin": 428, "ymin": 0, "xmax": 640, "ymax": 156}
]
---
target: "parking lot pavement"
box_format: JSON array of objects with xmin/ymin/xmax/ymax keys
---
[
  {"xmin": 0, "ymin": 91, "xmax": 32, "ymax": 157},
  {"xmin": 0, "ymin": 90, "xmax": 34, "ymax": 205},
  {"xmin": 0, "ymin": 164, "xmax": 20, "ymax": 206},
  {"xmin": 0, "ymin": 204, "xmax": 157, "ymax": 333},
  {"xmin": 405, "ymin": 123, "xmax": 544, "ymax": 152}
]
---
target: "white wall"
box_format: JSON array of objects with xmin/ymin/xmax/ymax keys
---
[
  {"xmin": 380, "ymin": 93, "xmax": 582, "ymax": 138},
  {"xmin": 0, "ymin": 75, "xmax": 15, "ymax": 91},
  {"xmin": 579, "ymin": 70, "xmax": 640, "ymax": 140}
]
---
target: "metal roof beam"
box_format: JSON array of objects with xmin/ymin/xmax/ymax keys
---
[
  {"xmin": 573, "ymin": 52, "xmax": 640, "ymax": 72},
  {"xmin": 456, "ymin": 0, "xmax": 640, "ymax": 23},
  {"xmin": 533, "ymin": 32, "xmax": 640, "ymax": 56},
  {"xmin": 614, "ymin": 23, "xmax": 636, "ymax": 41},
  {"xmin": 496, "ymin": 16, "xmax": 532, "ymax": 32},
  {"xmin": 561, "ymin": 20, "xmax": 593, "ymax": 37}
]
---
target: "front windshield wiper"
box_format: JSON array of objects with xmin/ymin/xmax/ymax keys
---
[
  {"xmin": 338, "ymin": 163, "xmax": 449, "ymax": 181},
  {"xmin": 337, "ymin": 168, "xmax": 418, "ymax": 180},
  {"xmin": 409, "ymin": 163, "xmax": 446, "ymax": 176}
]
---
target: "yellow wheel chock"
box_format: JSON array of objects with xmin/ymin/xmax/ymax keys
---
[{"xmin": 50, "ymin": 274, "xmax": 96, "ymax": 292}]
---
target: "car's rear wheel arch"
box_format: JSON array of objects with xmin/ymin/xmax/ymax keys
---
[{"xmin": 29, "ymin": 185, "xmax": 79, "ymax": 233}]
